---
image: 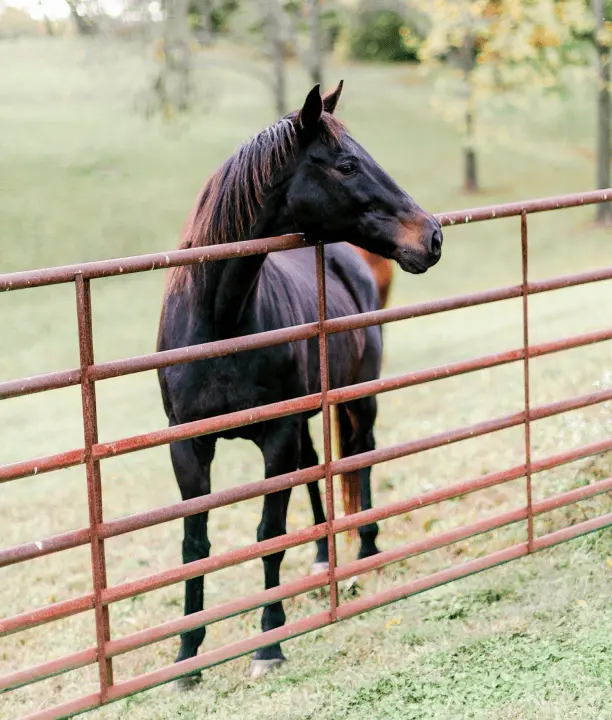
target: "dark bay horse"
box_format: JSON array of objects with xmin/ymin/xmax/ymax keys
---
[{"xmin": 157, "ymin": 81, "xmax": 442, "ymax": 683}]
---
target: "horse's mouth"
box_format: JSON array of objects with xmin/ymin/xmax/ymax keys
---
[{"xmin": 393, "ymin": 249, "xmax": 430, "ymax": 274}]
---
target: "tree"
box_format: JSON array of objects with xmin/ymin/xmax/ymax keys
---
[
  {"xmin": 284, "ymin": 0, "xmax": 329, "ymax": 87},
  {"xmin": 409, "ymin": 0, "xmax": 594, "ymax": 193},
  {"xmin": 591, "ymin": 0, "xmax": 612, "ymax": 223},
  {"xmin": 153, "ymin": 0, "xmax": 193, "ymax": 116},
  {"xmin": 255, "ymin": 0, "xmax": 289, "ymax": 117},
  {"xmin": 227, "ymin": 0, "xmax": 328, "ymax": 120},
  {"xmin": 65, "ymin": 0, "xmax": 99, "ymax": 34},
  {"xmin": 306, "ymin": 0, "xmax": 324, "ymax": 85}
]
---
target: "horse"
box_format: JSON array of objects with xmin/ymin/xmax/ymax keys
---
[{"xmin": 157, "ymin": 81, "xmax": 442, "ymax": 683}]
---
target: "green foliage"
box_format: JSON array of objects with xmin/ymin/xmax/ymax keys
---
[
  {"xmin": 405, "ymin": 0, "xmax": 597, "ymax": 186},
  {"xmin": 210, "ymin": 0, "xmax": 240, "ymax": 33},
  {"xmin": 188, "ymin": 0, "xmax": 239, "ymax": 36},
  {"xmin": 348, "ymin": 9, "xmax": 420, "ymax": 63},
  {"xmin": 321, "ymin": 8, "xmax": 344, "ymax": 51}
]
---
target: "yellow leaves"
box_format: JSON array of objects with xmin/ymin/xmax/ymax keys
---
[
  {"xmin": 530, "ymin": 26, "xmax": 561, "ymax": 49},
  {"xmin": 385, "ymin": 616, "xmax": 403, "ymax": 630},
  {"xmin": 422, "ymin": 516, "xmax": 439, "ymax": 532},
  {"xmin": 154, "ymin": 38, "xmax": 165, "ymax": 63},
  {"xmin": 596, "ymin": 22, "xmax": 612, "ymax": 49},
  {"xmin": 575, "ymin": 599, "xmax": 587, "ymax": 607},
  {"xmin": 605, "ymin": 557, "xmax": 612, "ymax": 569}
]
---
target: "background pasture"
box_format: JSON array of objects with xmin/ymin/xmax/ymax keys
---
[{"xmin": 1, "ymin": 37, "xmax": 611, "ymax": 719}]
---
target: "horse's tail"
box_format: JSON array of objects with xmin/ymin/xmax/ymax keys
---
[{"xmin": 334, "ymin": 405, "xmax": 360, "ymax": 542}]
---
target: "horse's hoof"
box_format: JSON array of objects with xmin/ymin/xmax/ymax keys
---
[
  {"xmin": 310, "ymin": 561, "xmax": 330, "ymax": 575},
  {"xmin": 250, "ymin": 657, "xmax": 285, "ymax": 679},
  {"xmin": 174, "ymin": 673, "xmax": 201, "ymax": 691}
]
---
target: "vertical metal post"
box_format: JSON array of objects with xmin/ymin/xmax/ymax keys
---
[
  {"xmin": 75, "ymin": 273, "xmax": 113, "ymax": 698},
  {"xmin": 520, "ymin": 211, "xmax": 534, "ymax": 551},
  {"xmin": 315, "ymin": 241, "xmax": 339, "ymax": 620}
]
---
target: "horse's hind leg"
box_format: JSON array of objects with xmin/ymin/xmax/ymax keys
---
[
  {"xmin": 300, "ymin": 422, "xmax": 329, "ymax": 573},
  {"xmin": 170, "ymin": 434, "xmax": 216, "ymax": 688},
  {"xmin": 338, "ymin": 399, "xmax": 380, "ymax": 560},
  {"xmin": 251, "ymin": 419, "xmax": 300, "ymax": 678}
]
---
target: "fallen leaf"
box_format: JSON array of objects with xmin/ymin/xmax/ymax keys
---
[{"xmin": 385, "ymin": 616, "xmax": 403, "ymax": 629}]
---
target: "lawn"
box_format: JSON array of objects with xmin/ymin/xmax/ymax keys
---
[{"xmin": 0, "ymin": 37, "xmax": 611, "ymax": 719}]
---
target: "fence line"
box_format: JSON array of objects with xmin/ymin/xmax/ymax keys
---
[{"xmin": 1, "ymin": 189, "xmax": 611, "ymax": 719}]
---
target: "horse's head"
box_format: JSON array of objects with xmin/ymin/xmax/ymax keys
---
[{"xmin": 283, "ymin": 82, "xmax": 442, "ymax": 274}]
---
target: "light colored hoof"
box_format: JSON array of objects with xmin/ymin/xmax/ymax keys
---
[
  {"xmin": 310, "ymin": 561, "xmax": 330, "ymax": 575},
  {"xmin": 174, "ymin": 673, "xmax": 201, "ymax": 691},
  {"xmin": 250, "ymin": 657, "xmax": 285, "ymax": 679}
]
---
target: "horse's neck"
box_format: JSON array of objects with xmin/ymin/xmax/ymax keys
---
[
  {"xmin": 207, "ymin": 198, "xmax": 290, "ymax": 336},
  {"xmin": 211, "ymin": 254, "xmax": 268, "ymax": 334}
]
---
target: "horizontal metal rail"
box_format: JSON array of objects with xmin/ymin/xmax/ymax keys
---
[
  {"xmin": 0, "ymin": 234, "xmax": 308, "ymax": 292},
  {"xmin": 436, "ymin": 188, "xmax": 612, "ymax": 225},
  {"xmin": 0, "ymin": 594, "xmax": 95, "ymax": 637},
  {"xmin": 0, "ymin": 648, "xmax": 98, "ymax": 693},
  {"xmin": 0, "ymin": 449, "xmax": 84, "ymax": 484}
]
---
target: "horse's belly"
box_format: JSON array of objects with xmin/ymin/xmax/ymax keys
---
[{"xmin": 166, "ymin": 348, "xmax": 307, "ymax": 429}]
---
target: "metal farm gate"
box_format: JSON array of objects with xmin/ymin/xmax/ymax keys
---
[{"xmin": 1, "ymin": 190, "xmax": 611, "ymax": 719}]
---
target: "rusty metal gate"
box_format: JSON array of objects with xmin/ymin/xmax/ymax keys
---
[{"xmin": 1, "ymin": 189, "xmax": 611, "ymax": 719}]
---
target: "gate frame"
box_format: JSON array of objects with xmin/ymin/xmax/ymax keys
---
[{"xmin": 1, "ymin": 189, "xmax": 611, "ymax": 719}]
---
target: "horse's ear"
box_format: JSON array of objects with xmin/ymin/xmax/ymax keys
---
[
  {"xmin": 298, "ymin": 84, "xmax": 323, "ymax": 136},
  {"xmin": 322, "ymin": 80, "xmax": 343, "ymax": 114}
]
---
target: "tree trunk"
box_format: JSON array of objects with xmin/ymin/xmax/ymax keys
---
[
  {"xmin": 306, "ymin": 0, "xmax": 324, "ymax": 86},
  {"xmin": 156, "ymin": 0, "xmax": 192, "ymax": 116},
  {"xmin": 259, "ymin": 0, "xmax": 288, "ymax": 119},
  {"xmin": 65, "ymin": 0, "xmax": 97, "ymax": 35},
  {"xmin": 38, "ymin": 0, "xmax": 55, "ymax": 35},
  {"xmin": 461, "ymin": 35, "xmax": 478, "ymax": 193},
  {"xmin": 193, "ymin": 0, "xmax": 214, "ymax": 45},
  {"xmin": 464, "ymin": 142, "xmax": 477, "ymax": 193},
  {"xmin": 593, "ymin": 0, "xmax": 612, "ymax": 224},
  {"xmin": 273, "ymin": 40, "xmax": 287, "ymax": 118}
]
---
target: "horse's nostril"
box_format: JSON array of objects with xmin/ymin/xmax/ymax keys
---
[{"xmin": 430, "ymin": 229, "xmax": 443, "ymax": 258}]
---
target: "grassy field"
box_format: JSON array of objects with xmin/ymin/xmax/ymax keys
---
[{"xmin": 1, "ymin": 37, "xmax": 611, "ymax": 718}]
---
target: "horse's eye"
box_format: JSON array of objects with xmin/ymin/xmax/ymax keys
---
[{"xmin": 337, "ymin": 161, "xmax": 357, "ymax": 176}]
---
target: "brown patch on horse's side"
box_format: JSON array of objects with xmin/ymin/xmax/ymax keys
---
[{"xmin": 351, "ymin": 246, "xmax": 393, "ymax": 308}]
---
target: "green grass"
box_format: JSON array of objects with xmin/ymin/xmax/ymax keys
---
[{"xmin": 0, "ymin": 37, "xmax": 611, "ymax": 719}]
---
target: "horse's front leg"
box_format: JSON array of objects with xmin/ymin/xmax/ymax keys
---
[
  {"xmin": 251, "ymin": 419, "xmax": 300, "ymax": 678},
  {"xmin": 170, "ymin": 434, "xmax": 216, "ymax": 689}
]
